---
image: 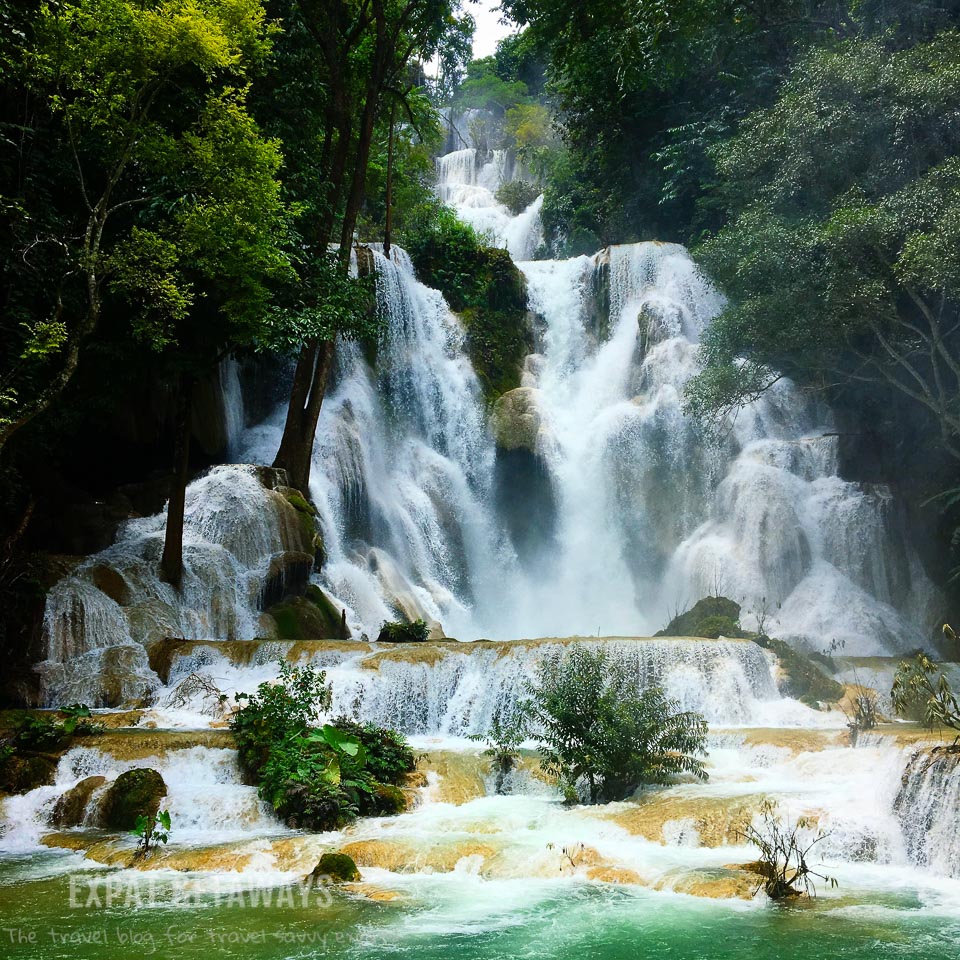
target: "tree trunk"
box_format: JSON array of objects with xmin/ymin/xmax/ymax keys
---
[
  {"xmin": 272, "ymin": 339, "xmax": 335, "ymax": 493},
  {"xmin": 161, "ymin": 375, "xmax": 194, "ymax": 589},
  {"xmin": 383, "ymin": 101, "xmax": 396, "ymax": 258}
]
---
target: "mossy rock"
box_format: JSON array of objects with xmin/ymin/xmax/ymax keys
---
[
  {"xmin": 369, "ymin": 782, "xmax": 407, "ymax": 815},
  {"xmin": 656, "ymin": 597, "xmax": 746, "ymax": 638},
  {"xmin": 377, "ymin": 619, "xmax": 429, "ymax": 643},
  {"xmin": 52, "ymin": 775, "xmax": 106, "ymax": 827},
  {"xmin": 754, "ymin": 636, "xmax": 845, "ymax": 706},
  {"xmin": 311, "ymin": 852, "xmax": 361, "ymax": 883},
  {"xmin": 693, "ymin": 615, "xmax": 743, "ymax": 639},
  {"xmin": 267, "ymin": 589, "xmax": 349, "ymax": 641},
  {"xmin": 279, "ymin": 486, "xmax": 326, "ymax": 566},
  {"xmin": 99, "ymin": 768, "xmax": 167, "ymax": 830},
  {"xmin": 0, "ymin": 753, "xmax": 58, "ymax": 794}
]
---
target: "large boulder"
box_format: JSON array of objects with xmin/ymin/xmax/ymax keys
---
[
  {"xmin": 311, "ymin": 852, "xmax": 361, "ymax": 884},
  {"xmin": 491, "ymin": 387, "xmax": 545, "ymax": 454},
  {"xmin": 98, "ymin": 768, "xmax": 167, "ymax": 830},
  {"xmin": 52, "ymin": 776, "xmax": 107, "ymax": 827},
  {"xmin": 656, "ymin": 596, "xmax": 745, "ymax": 638},
  {"xmin": 0, "ymin": 753, "xmax": 58, "ymax": 795},
  {"xmin": 265, "ymin": 586, "xmax": 350, "ymax": 641}
]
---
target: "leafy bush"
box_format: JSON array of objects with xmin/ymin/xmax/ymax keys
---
[
  {"xmin": 523, "ymin": 644, "xmax": 708, "ymax": 803},
  {"xmin": 0, "ymin": 704, "xmax": 104, "ymax": 794},
  {"xmin": 377, "ymin": 619, "xmax": 430, "ymax": 643},
  {"xmin": 892, "ymin": 653, "xmax": 960, "ymax": 733},
  {"xmin": 133, "ymin": 809, "xmax": 171, "ymax": 857},
  {"xmin": 231, "ymin": 662, "xmax": 415, "ymax": 830},
  {"xmin": 656, "ymin": 596, "xmax": 745, "ymax": 638},
  {"xmin": 469, "ymin": 709, "xmax": 525, "ymax": 794},
  {"xmin": 495, "ymin": 179, "xmax": 540, "ymax": 215}
]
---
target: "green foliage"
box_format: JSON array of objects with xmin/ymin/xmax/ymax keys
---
[
  {"xmin": 230, "ymin": 662, "xmax": 414, "ymax": 830},
  {"xmin": 454, "ymin": 56, "xmax": 531, "ymax": 116},
  {"xmin": 407, "ymin": 208, "xmax": 530, "ymax": 401},
  {"xmin": 133, "ymin": 808, "xmax": 171, "ymax": 856},
  {"xmin": 495, "ymin": 180, "xmax": 541, "ymax": 215},
  {"xmin": 377, "ymin": 619, "xmax": 430, "ymax": 644},
  {"xmin": 5, "ymin": 705, "xmax": 103, "ymax": 752},
  {"xmin": 892, "ymin": 653, "xmax": 960, "ymax": 731},
  {"xmin": 740, "ymin": 799, "xmax": 837, "ymax": 900},
  {"xmin": 469, "ymin": 709, "xmax": 525, "ymax": 795},
  {"xmin": 522, "ymin": 644, "xmax": 708, "ymax": 803},
  {"xmin": 754, "ymin": 636, "xmax": 845, "ymax": 707},
  {"xmin": 656, "ymin": 596, "xmax": 743, "ymax": 638},
  {"xmin": 687, "ymin": 34, "xmax": 960, "ymax": 464}
]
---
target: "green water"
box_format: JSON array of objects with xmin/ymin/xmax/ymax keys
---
[{"xmin": 2, "ymin": 854, "xmax": 958, "ymax": 960}]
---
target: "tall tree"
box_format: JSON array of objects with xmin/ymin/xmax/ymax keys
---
[
  {"xmin": 5, "ymin": 0, "xmax": 295, "ymax": 586},
  {"xmin": 687, "ymin": 35, "xmax": 960, "ymax": 462},
  {"xmin": 268, "ymin": 0, "xmax": 457, "ymax": 494}
]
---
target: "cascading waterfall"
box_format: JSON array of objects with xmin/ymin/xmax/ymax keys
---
[
  {"xmin": 895, "ymin": 749, "xmax": 960, "ymax": 877},
  {"xmin": 38, "ymin": 137, "xmax": 941, "ymax": 688}
]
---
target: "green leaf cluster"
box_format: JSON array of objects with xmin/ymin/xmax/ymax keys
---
[
  {"xmin": 521, "ymin": 644, "xmax": 709, "ymax": 803},
  {"xmin": 230, "ymin": 661, "xmax": 415, "ymax": 831}
]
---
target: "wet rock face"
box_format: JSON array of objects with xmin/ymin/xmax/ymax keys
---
[
  {"xmin": 0, "ymin": 753, "xmax": 57, "ymax": 794},
  {"xmin": 491, "ymin": 387, "xmax": 544, "ymax": 453},
  {"xmin": 51, "ymin": 776, "xmax": 106, "ymax": 827},
  {"xmin": 98, "ymin": 768, "xmax": 167, "ymax": 830},
  {"xmin": 257, "ymin": 551, "xmax": 315, "ymax": 610}
]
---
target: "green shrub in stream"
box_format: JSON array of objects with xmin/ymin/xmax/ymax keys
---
[
  {"xmin": 522, "ymin": 644, "xmax": 708, "ymax": 803},
  {"xmin": 0, "ymin": 705, "xmax": 103, "ymax": 794},
  {"xmin": 377, "ymin": 618, "xmax": 430, "ymax": 643},
  {"xmin": 231, "ymin": 662, "xmax": 415, "ymax": 830},
  {"xmin": 495, "ymin": 179, "xmax": 540, "ymax": 215}
]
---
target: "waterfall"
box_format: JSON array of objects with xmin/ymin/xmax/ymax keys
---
[
  {"xmin": 435, "ymin": 147, "xmax": 543, "ymax": 259},
  {"xmin": 37, "ymin": 136, "xmax": 941, "ymax": 694},
  {"xmin": 155, "ymin": 635, "xmax": 810, "ymax": 734},
  {"xmin": 895, "ymin": 748, "xmax": 960, "ymax": 877},
  {"xmin": 38, "ymin": 465, "xmax": 305, "ymax": 705}
]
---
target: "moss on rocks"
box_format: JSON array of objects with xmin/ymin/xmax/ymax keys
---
[
  {"xmin": 99, "ymin": 768, "xmax": 167, "ymax": 830},
  {"xmin": 266, "ymin": 588, "xmax": 349, "ymax": 641},
  {"xmin": 369, "ymin": 782, "xmax": 407, "ymax": 815},
  {"xmin": 408, "ymin": 213, "xmax": 532, "ymax": 403},
  {"xmin": 278, "ymin": 486, "xmax": 326, "ymax": 566},
  {"xmin": 312, "ymin": 852, "xmax": 362, "ymax": 883},
  {"xmin": 656, "ymin": 597, "xmax": 747, "ymax": 638},
  {"xmin": 0, "ymin": 753, "xmax": 57, "ymax": 794},
  {"xmin": 754, "ymin": 635, "xmax": 845, "ymax": 706},
  {"xmin": 310, "ymin": 853, "xmax": 360, "ymax": 883}
]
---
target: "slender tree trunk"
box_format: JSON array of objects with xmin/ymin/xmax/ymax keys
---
[
  {"xmin": 272, "ymin": 339, "xmax": 335, "ymax": 493},
  {"xmin": 383, "ymin": 101, "xmax": 396, "ymax": 258},
  {"xmin": 161, "ymin": 375, "xmax": 194, "ymax": 589}
]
